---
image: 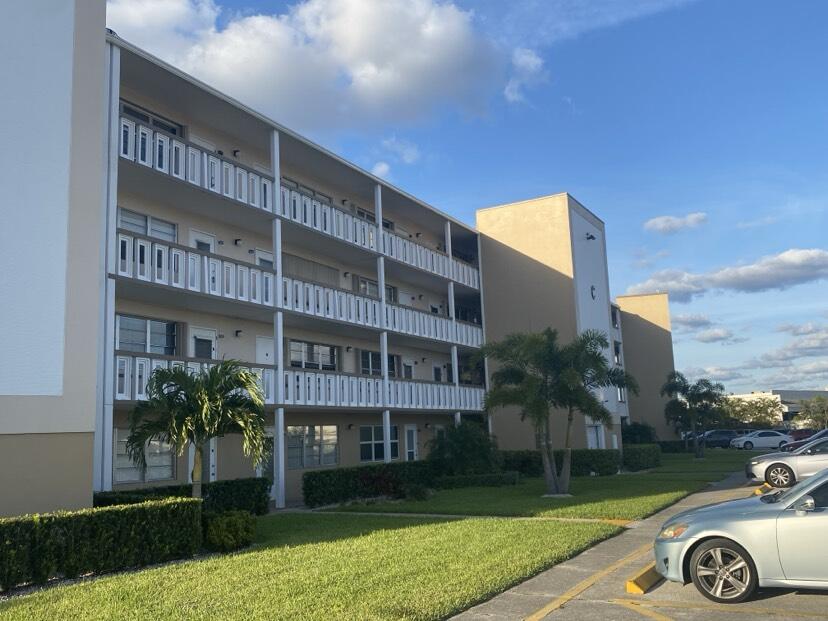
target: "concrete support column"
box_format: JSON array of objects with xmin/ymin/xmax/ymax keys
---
[
  {"xmin": 100, "ymin": 279, "xmax": 116, "ymax": 491},
  {"xmin": 374, "ymin": 183, "xmax": 383, "ymax": 228},
  {"xmin": 275, "ymin": 311, "xmax": 284, "ymax": 403},
  {"xmin": 270, "ymin": 129, "xmax": 281, "ymax": 204},
  {"xmin": 382, "ymin": 409, "xmax": 392, "ymax": 463},
  {"xmin": 273, "ymin": 217, "xmax": 283, "ymax": 305},
  {"xmin": 380, "ymin": 331, "xmax": 389, "ymax": 406},
  {"xmin": 447, "ymin": 281, "xmax": 456, "ymax": 320},
  {"xmin": 377, "ymin": 256, "xmax": 387, "ymax": 328},
  {"xmin": 454, "ymin": 412, "xmax": 462, "ymax": 427},
  {"xmin": 274, "ymin": 407, "xmax": 286, "ymax": 508},
  {"xmin": 451, "ymin": 345, "xmax": 459, "ymax": 386}
]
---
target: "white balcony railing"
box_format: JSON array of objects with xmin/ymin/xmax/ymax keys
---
[
  {"xmin": 384, "ymin": 303, "xmax": 484, "ymax": 348},
  {"xmin": 114, "ymin": 353, "xmax": 276, "ymax": 405},
  {"xmin": 283, "ymin": 369, "xmax": 484, "ymax": 411},
  {"xmin": 116, "ymin": 231, "xmax": 276, "ymax": 308},
  {"xmin": 451, "ymin": 258, "xmax": 480, "ymax": 289},
  {"xmin": 119, "ymin": 116, "xmax": 276, "ymax": 213},
  {"xmin": 279, "ymin": 185, "xmax": 377, "ymax": 252},
  {"xmin": 281, "ymin": 277, "xmax": 382, "ymax": 328}
]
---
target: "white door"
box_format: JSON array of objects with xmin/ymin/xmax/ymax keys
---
[
  {"xmin": 586, "ymin": 425, "xmax": 604, "ymax": 449},
  {"xmin": 189, "ymin": 229, "xmax": 216, "ymax": 253},
  {"xmin": 776, "ymin": 481, "xmax": 828, "ymax": 581},
  {"xmin": 405, "ymin": 424, "xmax": 419, "ymax": 461},
  {"xmin": 189, "ymin": 327, "xmax": 217, "ymax": 359},
  {"xmin": 256, "ymin": 336, "xmax": 275, "ymax": 365}
]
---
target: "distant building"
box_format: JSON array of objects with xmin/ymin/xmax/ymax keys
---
[{"xmin": 727, "ymin": 390, "xmax": 828, "ymax": 425}]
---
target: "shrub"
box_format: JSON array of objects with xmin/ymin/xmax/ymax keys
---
[
  {"xmin": 402, "ymin": 483, "xmax": 432, "ymax": 501},
  {"xmin": 93, "ymin": 477, "xmax": 270, "ymax": 515},
  {"xmin": 623, "ymin": 444, "xmax": 662, "ymax": 471},
  {"xmin": 0, "ymin": 498, "xmax": 201, "ymax": 592},
  {"xmin": 500, "ymin": 450, "xmax": 544, "ymax": 477},
  {"xmin": 621, "ymin": 422, "xmax": 658, "ymax": 444},
  {"xmin": 202, "ymin": 510, "xmax": 256, "ymax": 553},
  {"xmin": 658, "ymin": 441, "xmax": 691, "ymax": 454},
  {"xmin": 426, "ymin": 421, "xmax": 501, "ymax": 475},
  {"xmin": 302, "ymin": 461, "xmax": 438, "ymax": 507},
  {"xmin": 434, "ymin": 471, "xmax": 520, "ymax": 489},
  {"xmin": 499, "ymin": 449, "xmax": 621, "ymax": 478}
]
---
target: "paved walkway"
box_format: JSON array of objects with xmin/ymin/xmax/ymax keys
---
[{"xmin": 451, "ymin": 473, "xmax": 828, "ymax": 621}]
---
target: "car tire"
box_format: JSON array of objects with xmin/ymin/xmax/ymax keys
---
[
  {"xmin": 778, "ymin": 441, "xmax": 786, "ymax": 448},
  {"xmin": 743, "ymin": 441, "xmax": 753, "ymax": 450},
  {"xmin": 689, "ymin": 538, "xmax": 757, "ymax": 604},
  {"xmin": 765, "ymin": 463, "xmax": 795, "ymax": 488}
]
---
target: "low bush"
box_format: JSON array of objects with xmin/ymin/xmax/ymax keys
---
[
  {"xmin": 621, "ymin": 422, "xmax": 658, "ymax": 444},
  {"xmin": 500, "ymin": 449, "xmax": 621, "ymax": 477},
  {"xmin": 434, "ymin": 471, "xmax": 520, "ymax": 489},
  {"xmin": 302, "ymin": 462, "xmax": 437, "ymax": 507},
  {"xmin": 93, "ymin": 477, "xmax": 270, "ymax": 515},
  {"xmin": 657, "ymin": 441, "xmax": 691, "ymax": 454},
  {"xmin": 202, "ymin": 510, "xmax": 256, "ymax": 553},
  {"xmin": 402, "ymin": 483, "xmax": 432, "ymax": 501},
  {"xmin": 426, "ymin": 421, "xmax": 501, "ymax": 475},
  {"xmin": 0, "ymin": 498, "xmax": 201, "ymax": 592},
  {"xmin": 623, "ymin": 444, "xmax": 662, "ymax": 471}
]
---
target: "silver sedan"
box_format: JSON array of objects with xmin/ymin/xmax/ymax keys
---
[
  {"xmin": 746, "ymin": 437, "xmax": 828, "ymax": 487},
  {"xmin": 654, "ymin": 469, "xmax": 828, "ymax": 603}
]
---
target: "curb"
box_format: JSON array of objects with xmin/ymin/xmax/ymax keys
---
[
  {"xmin": 753, "ymin": 483, "xmax": 773, "ymax": 496},
  {"xmin": 625, "ymin": 561, "xmax": 663, "ymax": 595}
]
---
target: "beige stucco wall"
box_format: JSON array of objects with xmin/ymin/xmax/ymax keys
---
[
  {"xmin": 616, "ymin": 293, "xmax": 677, "ymax": 440},
  {"xmin": 476, "ymin": 194, "xmax": 591, "ymax": 451},
  {"xmin": 0, "ymin": 433, "xmax": 94, "ymax": 516}
]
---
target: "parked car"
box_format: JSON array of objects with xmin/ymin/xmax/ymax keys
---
[
  {"xmin": 788, "ymin": 429, "xmax": 817, "ymax": 442},
  {"xmin": 730, "ymin": 430, "xmax": 792, "ymax": 450},
  {"xmin": 746, "ymin": 437, "xmax": 828, "ymax": 487},
  {"xmin": 782, "ymin": 429, "xmax": 828, "ymax": 453},
  {"xmin": 701, "ymin": 429, "xmax": 741, "ymax": 449},
  {"xmin": 654, "ymin": 468, "xmax": 828, "ymax": 603}
]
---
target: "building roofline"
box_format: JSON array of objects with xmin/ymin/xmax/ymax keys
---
[
  {"xmin": 615, "ymin": 292, "xmax": 670, "ymax": 300},
  {"xmin": 107, "ymin": 31, "xmax": 477, "ymax": 235},
  {"xmin": 476, "ymin": 192, "xmax": 605, "ymax": 225}
]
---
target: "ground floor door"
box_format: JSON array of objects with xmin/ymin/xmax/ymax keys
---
[
  {"xmin": 189, "ymin": 326, "xmax": 217, "ymax": 359},
  {"xmin": 256, "ymin": 336, "xmax": 275, "ymax": 365},
  {"xmin": 405, "ymin": 424, "xmax": 419, "ymax": 461},
  {"xmin": 586, "ymin": 424, "xmax": 604, "ymax": 449}
]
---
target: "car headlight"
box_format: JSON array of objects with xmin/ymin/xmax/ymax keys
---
[
  {"xmin": 658, "ymin": 523, "xmax": 689, "ymax": 539},
  {"xmin": 750, "ymin": 460, "xmax": 761, "ymax": 465}
]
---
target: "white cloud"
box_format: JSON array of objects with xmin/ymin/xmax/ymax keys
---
[
  {"xmin": 694, "ymin": 328, "xmax": 745, "ymax": 345},
  {"xmin": 755, "ymin": 329, "xmax": 828, "ymax": 368},
  {"xmin": 682, "ymin": 365, "xmax": 745, "ymax": 383},
  {"xmin": 777, "ymin": 322, "xmax": 824, "ymax": 336},
  {"xmin": 737, "ymin": 215, "xmax": 779, "ymax": 229},
  {"xmin": 672, "ymin": 313, "xmax": 712, "ymax": 330},
  {"xmin": 504, "ymin": 47, "xmax": 546, "ymax": 103},
  {"xmin": 371, "ymin": 161, "xmax": 391, "ymax": 178},
  {"xmin": 627, "ymin": 248, "xmax": 828, "ymax": 302},
  {"xmin": 381, "ymin": 136, "xmax": 420, "ymax": 164},
  {"xmin": 107, "ymin": 0, "xmax": 501, "ymax": 133},
  {"xmin": 632, "ymin": 248, "xmax": 669, "ymax": 269},
  {"xmin": 643, "ymin": 212, "xmax": 707, "ymax": 234}
]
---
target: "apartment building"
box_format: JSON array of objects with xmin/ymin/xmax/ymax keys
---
[{"xmin": 0, "ymin": 2, "xmax": 676, "ymax": 517}]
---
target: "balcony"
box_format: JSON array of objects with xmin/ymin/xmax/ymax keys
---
[
  {"xmin": 281, "ymin": 276, "xmax": 381, "ymax": 329},
  {"xmin": 284, "ymin": 369, "xmax": 484, "ymax": 411},
  {"xmin": 114, "ymin": 352, "xmax": 276, "ymax": 405},
  {"xmin": 385, "ymin": 303, "xmax": 484, "ymax": 348},
  {"xmin": 115, "ymin": 230, "xmax": 276, "ymax": 311}
]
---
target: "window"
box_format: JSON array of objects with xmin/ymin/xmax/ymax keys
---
[
  {"xmin": 360, "ymin": 351, "xmax": 396, "ymax": 377},
  {"xmin": 613, "ymin": 341, "xmax": 622, "ymax": 365},
  {"xmin": 611, "ymin": 307, "xmax": 620, "ymax": 329},
  {"xmin": 360, "ymin": 425, "xmax": 398, "ymax": 462},
  {"xmin": 807, "ymin": 440, "xmax": 828, "ymax": 455},
  {"xmin": 114, "ymin": 428, "xmax": 174, "ymax": 483},
  {"xmin": 286, "ymin": 425, "xmax": 338, "ymax": 470},
  {"xmin": 402, "ymin": 361, "xmax": 414, "ymax": 379},
  {"xmin": 455, "ymin": 304, "xmax": 481, "ymax": 325},
  {"xmin": 283, "ymin": 253, "xmax": 339, "ymax": 288},
  {"xmin": 356, "ymin": 276, "xmax": 378, "ymax": 298},
  {"xmin": 118, "ymin": 208, "xmax": 176, "ymax": 243},
  {"xmin": 289, "ymin": 340, "xmax": 337, "ymax": 371},
  {"xmin": 117, "ymin": 315, "xmax": 177, "ymax": 355},
  {"xmin": 433, "ymin": 366, "xmax": 443, "ymax": 382},
  {"xmin": 617, "ymin": 387, "xmax": 626, "ymax": 402},
  {"xmin": 811, "ymin": 482, "xmax": 828, "ymax": 509},
  {"xmin": 446, "ymin": 363, "xmax": 453, "ymax": 383},
  {"xmin": 120, "ymin": 100, "xmax": 184, "ymax": 137},
  {"xmin": 430, "ymin": 305, "xmax": 440, "ymax": 315}
]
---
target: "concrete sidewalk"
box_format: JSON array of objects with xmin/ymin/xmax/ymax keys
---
[{"xmin": 452, "ymin": 473, "xmax": 754, "ymax": 620}]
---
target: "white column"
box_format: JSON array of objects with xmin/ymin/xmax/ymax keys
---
[
  {"xmin": 377, "ymin": 256, "xmax": 387, "ymax": 328},
  {"xmin": 273, "ymin": 217, "xmax": 283, "ymax": 306},
  {"xmin": 382, "ymin": 409, "xmax": 392, "ymax": 463},
  {"xmin": 487, "ymin": 413, "xmax": 494, "ymax": 435},
  {"xmin": 451, "ymin": 345, "xmax": 459, "ymax": 386},
  {"xmin": 454, "ymin": 411, "xmax": 462, "ymax": 427},
  {"xmin": 274, "ymin": 407, "xmax": 286, "ymax": 508},
  {"xmin": 444, "ymin": 220, "xmax": 453, "ymax": 281},
  {"xmin": 100, "ymin": 279, "xmax": 116, "ymax": 491},
  {"xmin": 275, "ymin": 311, "xmax": 284, "ymax": 403},
  {"xmin": 476, "ymin": 233, "xmax": 493, "ymax": 436},
  {"xmin": 374, "ymin": 183, "xmax": 383, "ymax": 228},
  {"xmin": 447, "ymin": 281, "xmax": 456, "ymax": 320},
  {"xmin": 271, "ymin": 129, "xmax": 281, "ymax": 204},
  {"xmin": 380, "ymin": 331, "xmax": 389, "ymax": 406}
]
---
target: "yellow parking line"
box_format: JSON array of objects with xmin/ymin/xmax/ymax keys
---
[
  {"xmin": 523, "ymin": 542, "xmax": 653, "ymax": 621},
  {"xmin": 610, "ymin": 599, "xmax": 673, "ymax": 621},
  {"xmin": 616, "ymin": 598, "xmax": 828, "ymax": 618}
]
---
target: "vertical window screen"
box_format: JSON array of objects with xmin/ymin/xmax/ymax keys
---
[
  {"xmin": 360, "ymin": 351, "xmax": 398, "ymax": 377},
  {"xmin": 282, "ymin": 253, "xmax": 339, "ymax": 287},
  {"xmin": 289, "ymin": 340, "xmax": 337, "ymax": 371},
  {"xmin": 114, "ymin": 428, "xmax": 174, "ymax": 483},
  {"xmin": 118, "ymin": 208, "xmax": 177, "ymax": 243},
  {"xmin": 117, "ymin": 315, "xmax": 177, "ymax": 355},
  {"xmin": 287, "ymin": 425, "xmax": 338, "ymax": 469}
]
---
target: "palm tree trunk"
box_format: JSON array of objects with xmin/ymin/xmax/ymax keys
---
[
  {"xmin": 559, "ymin": 407, "xmax": 575, "ymax": 494},
  {"xmin": 691, "ymin": 418, "xmax": 702, "ymax": 459},
  {"xmin": 192, "ymin": 444, "xmax": 203, "ymax": 499},
  {"xmin": 538, "ymin": 417, "xmax": 561, "ymax": 495}
]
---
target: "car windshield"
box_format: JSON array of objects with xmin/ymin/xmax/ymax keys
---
[{"xmin": 761, "ymin": 478, "xmax": 813, "ymax": 504}]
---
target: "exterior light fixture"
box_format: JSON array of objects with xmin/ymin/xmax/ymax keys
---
[{"xmin": 235, "ymin": 330, "xmax": 243, "ymax": 337}]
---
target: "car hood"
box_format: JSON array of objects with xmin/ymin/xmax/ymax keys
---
[
  {"xmin": 665, "ymin": 495, "xmax": 769, "ymax": 525},
  {"xmin": 750, "ymin": 451, "xmax": 788, "ymax": 463}
]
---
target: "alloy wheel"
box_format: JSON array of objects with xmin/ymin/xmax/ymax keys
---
[
  {"xmin": 767, "ymin": 466, "xmax": 792, "ymax": 487},
  {"xmin": 694, "ymin": 547, "xmax": 752, "ymax": 600}
]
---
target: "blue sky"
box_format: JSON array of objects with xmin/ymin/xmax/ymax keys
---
[{"xmin": 107, "ymin": 0, "xmax": 828, "ymax": 392}]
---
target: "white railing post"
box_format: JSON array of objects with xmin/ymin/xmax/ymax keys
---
[
  {"xmin": 383, "ymin": 409, "xmax": 392, "ymax": 464},
  {"xmin": 274, "ymin": 407, "xmax": 286, "ymax": 508}
]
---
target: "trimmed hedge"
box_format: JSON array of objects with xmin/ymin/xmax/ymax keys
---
[
  {"xmin": 434, "ymin": 471, "xmax": 520, "ymax": 489},
  {"xmin": 0, "ymin": 498, "xmax": 201, "ymax": 592},
  {"xmin": 500, "ymin": 449, "xmax": 621, "ymax": 478},
  {"xmin": 657, "ymin": 441, "xmax": 692, "ymax": 454},
  {"xmin": 622, "ymin": 444, "xmax": 662, "ymax": 471},
  {"xmin": 302, "ymin": 462, "xmax": 438, "ymax": 507},
  {"xmin": 93, "ymin": 477, "xmax": 270, "ymax": 515},
  {"xmin": 202, "ymin": 510, "xmax": 256, "ymax": 553}
]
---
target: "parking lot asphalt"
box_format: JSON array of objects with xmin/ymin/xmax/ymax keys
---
[{"xmin": 454, "ymin": 472, "xmax": 828, "ymax": 621}]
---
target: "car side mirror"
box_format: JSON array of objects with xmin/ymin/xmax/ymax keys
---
[
  {"xmin": 806, "ymin": 449, "xmax": 813, "ymax": 455},
  {"xmin": 795, "ymin": 495, "xmax": 816, "ymax": 516}
]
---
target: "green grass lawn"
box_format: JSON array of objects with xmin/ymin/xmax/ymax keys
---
[
  {"xmin": 0, "ymin": 514, "xmax": 618, "ymax": 621},
  {"xmin": 329, "ymin": 450, "xmax": 759, "ymax": 521}
]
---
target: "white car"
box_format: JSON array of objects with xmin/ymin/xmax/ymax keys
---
[{"xmin": 730, "ymin": 430, "xmax": 792, "ymax": 450}]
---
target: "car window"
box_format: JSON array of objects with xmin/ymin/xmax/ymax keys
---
[
  {"xmin": 809, "ymin": 440, "xmax": 828, "ymax": 455},
  {"xmin": 759, "ymin": 432, "xmax": 775, "ymax": 437},
  {"xmin": 811, "ymin": 483, "xmax": 828, "ymax": 509}
]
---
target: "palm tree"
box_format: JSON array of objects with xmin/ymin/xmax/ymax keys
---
[
  {"xmin": 482, "ymin": 328, "xmax": 638, "ymax": 495},
  {"xmin": 661, "ymin": 372, "xmax": 724, "ymax": 459},
  {"xmin": 126, "ymin": 360, "xmax": 267, "ymax": 498}
]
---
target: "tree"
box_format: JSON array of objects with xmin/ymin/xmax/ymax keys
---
[
  {"xmin": 426, "ymin": 420, "xmax": 500, "ymax": 476},
  {"xmin": 797, "ymin": 396, "xmax": 828, "ymax": 430},
  {"xmin": 661, "ymin": 372, "xmax": 724, "ymax": 458},
  {"xmin": 126, "ymin": 360, "xmax": 267, "ymax": 498},
  {"xmin": 482, "ymin": 328, "xmax": 638, "ymax": 495},
  {"xmin": 721, "ymin": 397, "xmax": 783, "ymax": 428}
]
